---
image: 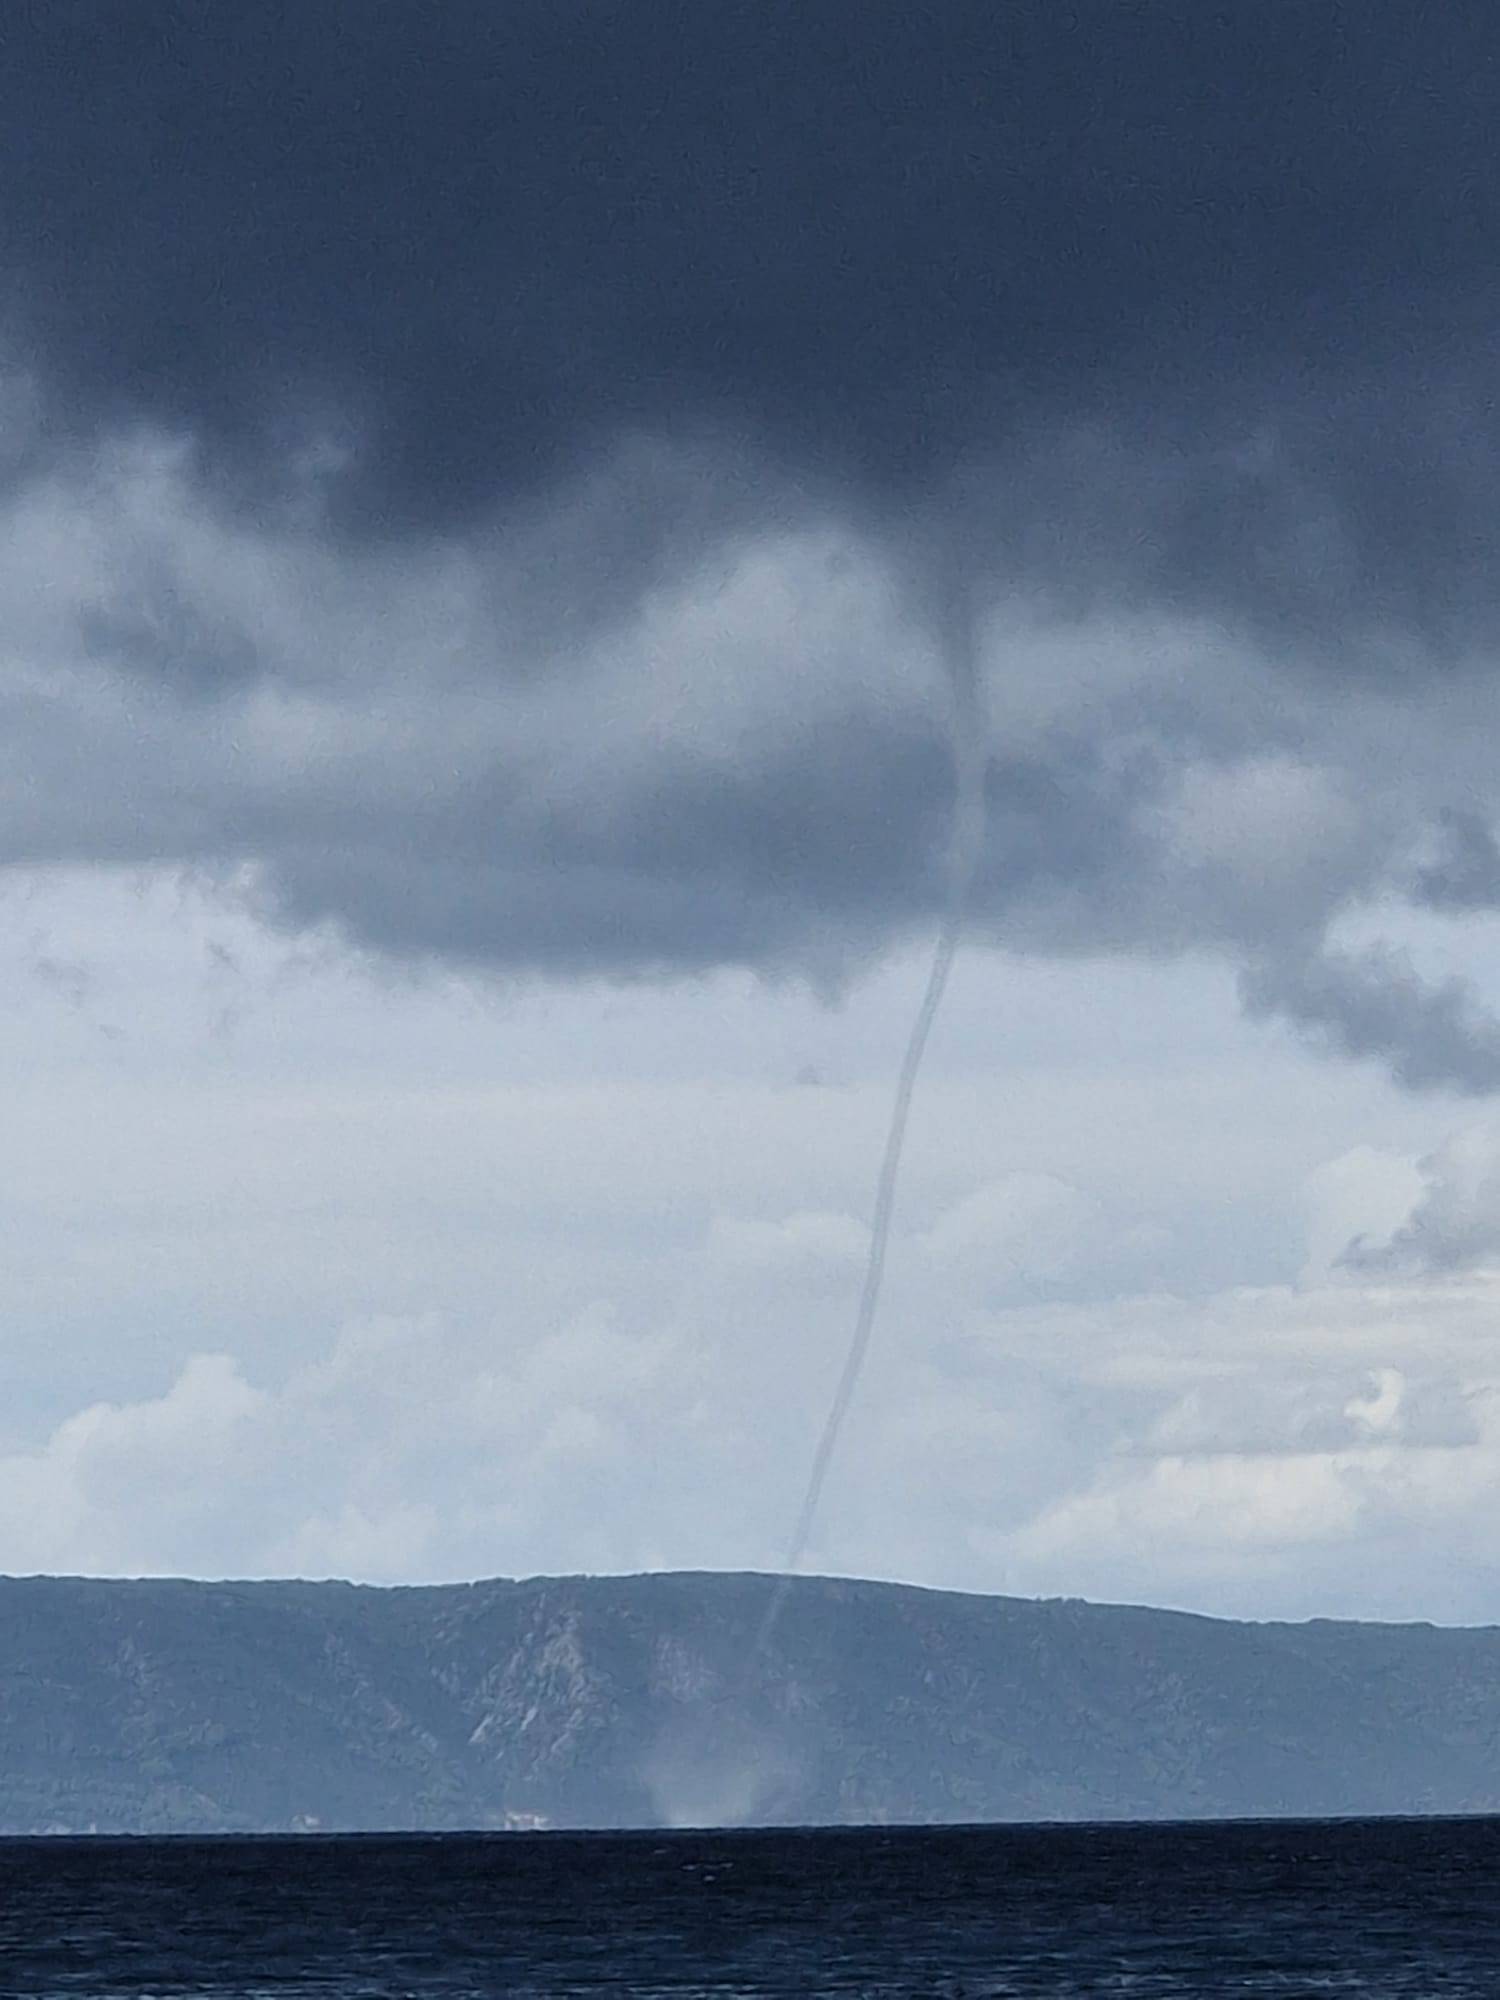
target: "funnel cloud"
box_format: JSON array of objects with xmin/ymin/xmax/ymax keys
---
[{"xmin": 781, "ymin": 612, "xmax": 990, "ymax": 1581}]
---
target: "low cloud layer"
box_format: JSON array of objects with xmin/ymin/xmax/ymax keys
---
[
  {"xmin": 7, "ymin": 1182, "xmax": 1500, "ymax": 1625},
  {"xmin": 3, "ymin": 421, "xmax": 1500, "ymax": 1094}
]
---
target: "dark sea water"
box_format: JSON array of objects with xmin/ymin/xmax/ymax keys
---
[{"xmin": 2, "ymin": 1818, "xmax": 1498, "ymax": 1997}]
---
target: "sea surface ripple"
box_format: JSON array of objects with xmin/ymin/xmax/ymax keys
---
[{"xmin": 2, "ymin": 1817, "xmax": 1497, "ymax": 1997}]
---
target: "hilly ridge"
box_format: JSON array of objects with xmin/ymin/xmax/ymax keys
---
[{"xmin": 3, "ymin": 1570, "xmax": 1500, "ymax": 1833}]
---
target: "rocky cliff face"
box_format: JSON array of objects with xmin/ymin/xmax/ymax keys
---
[{"xmin": 3, "ymin": 1570, "xmax": 1500, "ymax": 1832}]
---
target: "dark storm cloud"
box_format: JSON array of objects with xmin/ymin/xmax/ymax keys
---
[
  {"xmin": 4, "ymin": 3, "xmax": 1498, "ymax": 598},
  {"xmin": 248, "ymin": 732, "xmax": 1166, "ymax": 981},
  {"xmin": 5, "ymin": 2, "xmax": 1500, "ymax": 1089}
]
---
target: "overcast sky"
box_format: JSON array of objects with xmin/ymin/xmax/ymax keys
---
[{"xmin": 5, "ymin": 3, "xmax": 1500, "ymax": 1621}]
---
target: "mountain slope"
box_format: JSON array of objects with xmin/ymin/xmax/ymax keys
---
[{"xmin": 2, "ymin": 1571, "xmax": 1499, "ymax": 1832}]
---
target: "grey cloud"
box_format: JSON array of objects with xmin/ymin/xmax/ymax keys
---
[
  {"xmin": 1416, "ymin": 811, "xmax": 1500, "ymax": 914},
  {"xmin": 0, "ymin": 440, "xmax": 1173, "ymax": 981},
  {"xmin": 29, "ymin": 954, "xmax": 95, "ymax": 1010},
  {"xmin": 1241, "ymin": 946, "xmax": 1500, "ymax": 1096},
  {"xmin": 1144, "ymin": 1370, "xmax": 1481, "ymax": 1458},
  {"xmin": 1341, "ymin": 1136, "xmax": 1500, "ymax": 1276},
  {"xmin": 0, "ymin": 437, "xmax": 1460, "ymax": 1019},
  {"xmin": 79, "ymin": 592, "xmax": 261, "ymax": 696}
]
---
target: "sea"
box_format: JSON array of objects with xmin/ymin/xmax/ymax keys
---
[{"xmin": 1, "ymin": 1817, "xmax": 1497, "ymax": 1997}]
